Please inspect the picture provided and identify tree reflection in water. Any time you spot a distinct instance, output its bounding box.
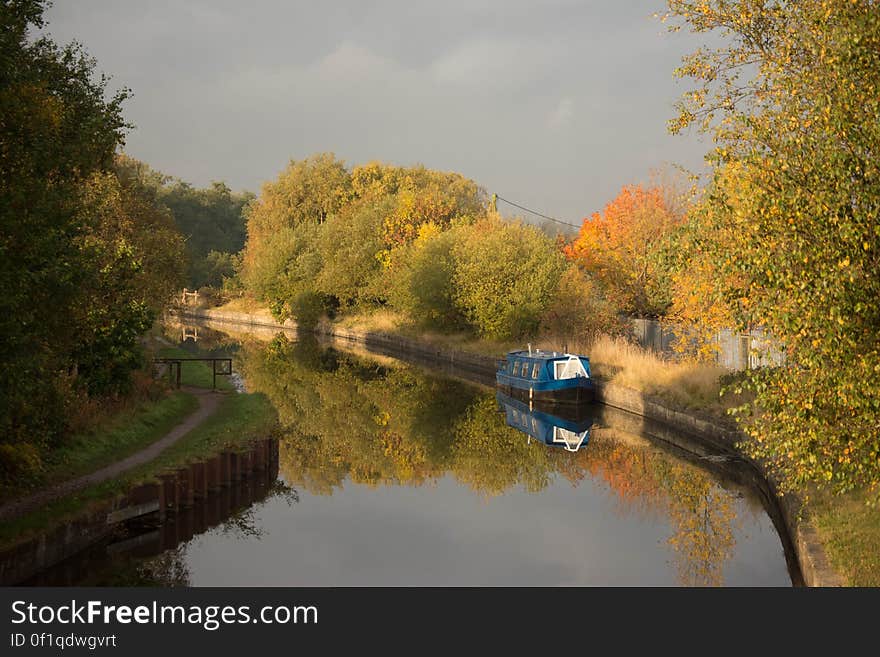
[241,334,741,586]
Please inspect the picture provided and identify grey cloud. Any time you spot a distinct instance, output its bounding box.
[44,0,709,222]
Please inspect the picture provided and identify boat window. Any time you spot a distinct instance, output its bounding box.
[531,363,540,379]
[521,362,529,377]
[553,356,588,380]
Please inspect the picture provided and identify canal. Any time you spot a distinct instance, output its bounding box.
[27,321,798,586]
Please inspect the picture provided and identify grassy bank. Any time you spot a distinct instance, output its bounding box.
[0,391,278,548]
[0,391,199,506]
[1,338,276,549]
[42,392,200,486]
[125,391,277,476]
[812,490,880,586]
[156,345,236,391]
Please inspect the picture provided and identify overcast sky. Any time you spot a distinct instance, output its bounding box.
[44,0,710,224]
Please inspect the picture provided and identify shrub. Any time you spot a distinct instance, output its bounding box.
[452,218,566,340]
[387,224,467,331]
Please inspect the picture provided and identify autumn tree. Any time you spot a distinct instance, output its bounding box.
[378,167,483,258]
[239,154,351,322]
[565,184,685,317]
[314,196,391,309]
[386,222,469,331]
[0,2,188,480]
[70,167,186,395]
[664,0,880,497]
[0,0,130,478]
[240,157,485,323]
[656,164,756,358]
[452,216,567,340]
[540,265,623,343]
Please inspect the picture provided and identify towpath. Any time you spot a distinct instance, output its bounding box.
[0,387,222,523]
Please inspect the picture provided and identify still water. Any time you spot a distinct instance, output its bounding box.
[31,322,797,586]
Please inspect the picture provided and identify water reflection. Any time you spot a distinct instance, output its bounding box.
[238,333,789,585]
[496,391,594,452]
[27,325,794,586]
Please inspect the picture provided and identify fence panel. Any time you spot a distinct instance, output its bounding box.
[629,318,784,370]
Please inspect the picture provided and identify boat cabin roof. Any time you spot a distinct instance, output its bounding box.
[506,350,585,362]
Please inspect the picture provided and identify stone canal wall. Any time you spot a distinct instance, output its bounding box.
[175,307,844,586]
[172,305,297,330]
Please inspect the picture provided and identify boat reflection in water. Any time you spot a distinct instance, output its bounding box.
[496,391,595,452]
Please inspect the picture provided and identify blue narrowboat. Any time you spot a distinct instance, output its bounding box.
[496,391,593,452]
[495,346,594,405]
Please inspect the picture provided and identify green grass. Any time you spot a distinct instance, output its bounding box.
[42,392,199,484]
[128,392,278,475]
[0,392,278,549]
[812,490,880,586]
[0,391,200,506]
[156,345,236,391]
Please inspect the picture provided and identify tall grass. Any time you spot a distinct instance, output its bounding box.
[333,308,408,333]
[543,334,728,411]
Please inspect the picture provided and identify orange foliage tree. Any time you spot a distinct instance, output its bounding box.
[564,185,685,316]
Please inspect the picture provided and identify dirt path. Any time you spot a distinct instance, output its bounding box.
[0,387,223,523]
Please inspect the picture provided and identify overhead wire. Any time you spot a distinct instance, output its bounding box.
[493,194,582,229]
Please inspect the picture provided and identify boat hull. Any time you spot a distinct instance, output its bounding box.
[495,390,596,429]
[495,376,594,405]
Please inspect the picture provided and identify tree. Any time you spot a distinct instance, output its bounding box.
[378,168,483,255]
[0,0,129,478]
[115,155,254,288]
[240,154,351,320]
[386,223,468,331]
[159,181,253,287]
[540,265,622,342]
[660,163,760,359]
[564,184,685,317]
[190,250,239,290]
[664,0,880,498]
[452,216,566,340]
[0,3,192,481]
[240,156,485,323]
[314,196,390,309]
[70,168,185,395]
